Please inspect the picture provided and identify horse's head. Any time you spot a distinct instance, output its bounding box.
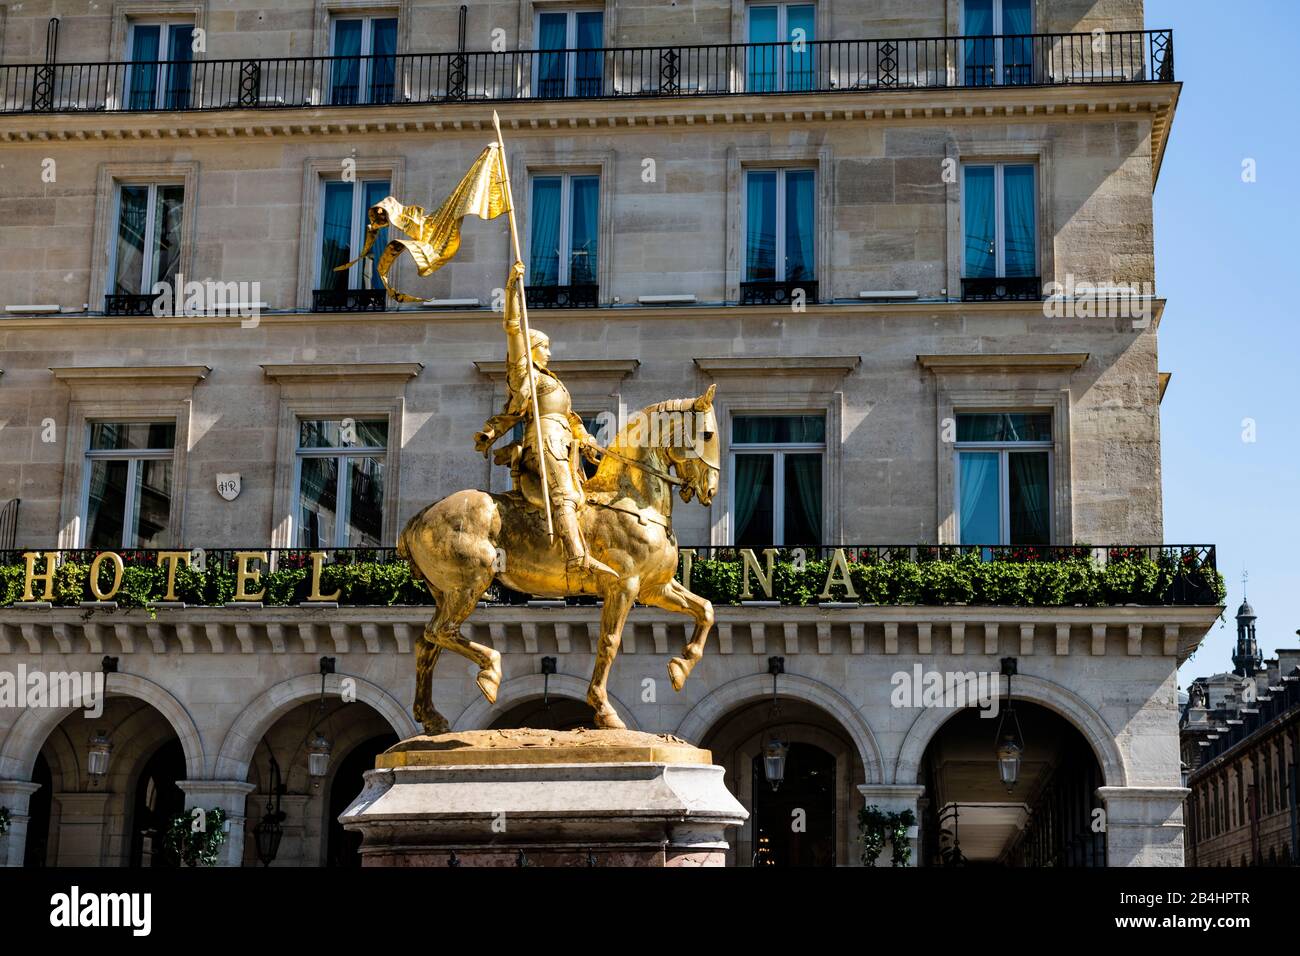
[666,384,719,506]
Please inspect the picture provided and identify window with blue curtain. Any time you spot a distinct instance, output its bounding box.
[536,10,603,99]
[747,4,815,92]
[963,163,1036,279]
[127,25,161,110]
[529,176,563,285]
[746,168,815,283]
[529,174,598,287]
[955,412,1052,546]
[163,25,193,110]
[331,19,363,104]
[731,414,825,546]
[318,179,389,290]
[369,18,398,104]
[963,0,1032,87]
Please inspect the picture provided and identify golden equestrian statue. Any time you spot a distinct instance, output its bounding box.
[346,115,722,733]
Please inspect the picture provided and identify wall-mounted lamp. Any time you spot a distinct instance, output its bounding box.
[762,657,789,791]
[86,729,113,781]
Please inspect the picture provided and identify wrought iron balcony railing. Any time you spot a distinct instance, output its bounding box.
[311,288,386,313]
[526,284,599,309]
[740,279,818,306]
[0,30,1173,116]
[0,543,1220,608]
[103,292,165,315]
[961,276,1043,302]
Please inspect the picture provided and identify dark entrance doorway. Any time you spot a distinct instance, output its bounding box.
[326,732,399,867]
[23,753,53,867]
[129,739,186,867]
[750,742,835,866]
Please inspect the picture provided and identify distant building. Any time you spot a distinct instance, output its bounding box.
[1181,601,1300,866]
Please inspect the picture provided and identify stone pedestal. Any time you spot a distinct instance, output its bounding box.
[340,729,748,867]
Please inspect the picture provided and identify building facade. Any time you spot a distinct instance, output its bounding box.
[1181,601,1300,867]
[0,0,1219,867]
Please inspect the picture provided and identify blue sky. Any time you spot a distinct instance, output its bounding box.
[1146,2,1300,683]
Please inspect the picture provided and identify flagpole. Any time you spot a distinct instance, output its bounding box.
[491,110,554,540]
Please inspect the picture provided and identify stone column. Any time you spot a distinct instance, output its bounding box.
[52,792,112,865]
[1098,786,1189,866]
[0,781,42,867]
[177,780,257,867]
[857,784,925,867]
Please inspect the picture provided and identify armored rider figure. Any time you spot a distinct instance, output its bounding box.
[474,261,620,585]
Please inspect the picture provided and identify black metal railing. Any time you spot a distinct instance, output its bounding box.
[740,279,818,306]
[104,292,165,315]
[961,276,1043,302]
[311,288,386,313]
[0,30,1174,115]
[1,543,1219,607]
[526,284,599,309]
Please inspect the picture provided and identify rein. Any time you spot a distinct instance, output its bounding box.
[589,445,685,486]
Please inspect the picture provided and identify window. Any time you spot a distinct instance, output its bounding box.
[330,15,398,105]
[535,9,603,98]
[110,183,184,296]
[963,0,1033,86]
[731,414,824,547]
[954,412,1052,546]
[295,418,388,548]
[962,163,1037,278]
[747,3,815,92]
[82,422,176,548]
[529,174,599,287]
[126,22,193,110]
[745,168,815,284]
[318,178,390,291]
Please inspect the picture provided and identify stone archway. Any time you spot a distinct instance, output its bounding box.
[215,674,416,782]
[453,674,641,732]
[673,672,885,784]
[0,673,205,782]
[892,673,1127,788]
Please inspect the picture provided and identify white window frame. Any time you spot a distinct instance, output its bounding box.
[328,14,398,104]
[532,7,604,97]
[742,167,816,283]
[960,162,1036,279]
[124,21,194,110]
[292,417,390,549]
[960,0,1033,86]
[745,2,816,92]
[107,182,184,296]
[953,412,1054,546]
[728,412,826,546]
[79,420,177,549]
[316,177,390,290]
[528,172,599,286]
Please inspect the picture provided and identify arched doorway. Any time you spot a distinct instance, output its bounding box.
[23,754,52,867]
[490,696,595,730]
[700,698,864,866]
[129,739,186,867]
[325,732,399,867]
[918,701,1106,867]
[750,742,836,866]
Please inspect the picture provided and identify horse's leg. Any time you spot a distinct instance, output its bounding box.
[587,578,639,730]
[426,577,502,705]
[413,638,448,735]
[640,578,715,692]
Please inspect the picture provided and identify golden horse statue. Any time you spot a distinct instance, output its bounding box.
[398,386,721,733]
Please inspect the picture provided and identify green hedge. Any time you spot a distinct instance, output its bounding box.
[0,552,1225,610]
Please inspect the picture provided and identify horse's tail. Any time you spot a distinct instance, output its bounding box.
[396,515,424,585]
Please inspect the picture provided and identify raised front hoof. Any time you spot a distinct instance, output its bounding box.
[475,652,502,704]
[591,707,627,730]
[667,657,694,692]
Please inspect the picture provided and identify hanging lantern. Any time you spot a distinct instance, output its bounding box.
[996,732,1023,790]
[87,730,113,779]
[307,732,332,779]
[762,736,789,791]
